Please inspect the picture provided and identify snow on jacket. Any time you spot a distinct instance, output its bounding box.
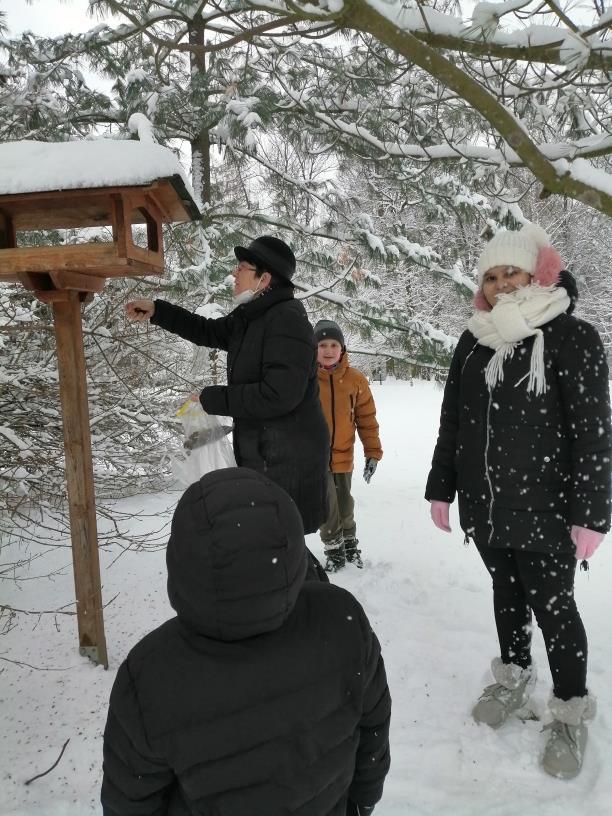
[151,288,329,534]
[425,313,611,553]
[318,353,383,473]
[101,468,391,816]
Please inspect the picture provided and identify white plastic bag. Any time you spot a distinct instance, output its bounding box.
[171,399,235,487]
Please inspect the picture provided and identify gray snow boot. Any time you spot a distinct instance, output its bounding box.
[541,693,596,779]
[344,537,363,568]
[472,658,536,729]
[324,537,346,573]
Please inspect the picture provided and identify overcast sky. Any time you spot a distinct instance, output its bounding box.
[3,0,599,38]
[4,0,102,37]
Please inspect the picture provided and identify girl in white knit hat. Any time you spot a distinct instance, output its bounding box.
[425,222,611,779]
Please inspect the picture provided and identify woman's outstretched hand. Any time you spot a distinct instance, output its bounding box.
[126,299,155,322]
[430,500,451,533]
[570,525,605,560]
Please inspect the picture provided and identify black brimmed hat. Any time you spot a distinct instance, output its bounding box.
[234,235,296,283]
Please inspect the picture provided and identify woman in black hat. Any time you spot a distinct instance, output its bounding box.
[126,236,330,570]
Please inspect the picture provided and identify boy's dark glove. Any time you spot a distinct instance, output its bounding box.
[363,458,378,484]
[346,803,375,816]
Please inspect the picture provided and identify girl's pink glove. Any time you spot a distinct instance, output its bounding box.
[571,525,605,560]
[430,500,451,533]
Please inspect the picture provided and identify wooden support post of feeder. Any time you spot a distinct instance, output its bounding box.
[0,139,200,667]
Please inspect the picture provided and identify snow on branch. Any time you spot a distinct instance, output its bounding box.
[320,0,612,217]
[555,158,612,199]
[353,0,612,70]
[293,277,458,349]
[295,101,612,168]
[127,112,157,143]
[347,344,451,369]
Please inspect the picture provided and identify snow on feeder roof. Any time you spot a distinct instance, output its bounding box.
[0,138,200,229]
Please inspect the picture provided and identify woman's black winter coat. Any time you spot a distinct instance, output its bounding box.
[426,313,611,553]
[101,469,391,816]
[152,288,329,534]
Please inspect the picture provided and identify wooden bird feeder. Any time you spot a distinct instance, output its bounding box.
[0,139,200,668]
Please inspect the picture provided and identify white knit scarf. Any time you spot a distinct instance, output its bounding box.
[467,284,570,395]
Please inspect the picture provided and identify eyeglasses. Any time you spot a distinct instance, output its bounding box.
[235,261,257,273]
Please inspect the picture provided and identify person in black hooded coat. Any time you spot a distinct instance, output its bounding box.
[125,235,329,543]
[425,223,611,780]
[101,468,391,816]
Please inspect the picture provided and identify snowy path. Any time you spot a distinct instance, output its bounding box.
[1,379,610,815]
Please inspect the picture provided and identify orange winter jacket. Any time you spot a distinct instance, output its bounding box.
[317,353,383,473]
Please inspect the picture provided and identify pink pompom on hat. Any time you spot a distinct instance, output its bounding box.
[473,223,565,311]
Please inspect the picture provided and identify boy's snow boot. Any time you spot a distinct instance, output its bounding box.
[324,537,346,572]
[472,658,536,729]
[344,537,363,568]
[541,693,596,779]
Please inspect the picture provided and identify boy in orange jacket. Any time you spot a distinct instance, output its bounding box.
[314,319,383,572]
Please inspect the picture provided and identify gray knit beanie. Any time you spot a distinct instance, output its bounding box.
[313,319,345,348]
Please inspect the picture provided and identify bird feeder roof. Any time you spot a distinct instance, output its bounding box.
[0,139,200,228]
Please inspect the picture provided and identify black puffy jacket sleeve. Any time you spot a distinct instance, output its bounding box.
[151,299,234,351]
[557,319,611,532]
[425,331,475,503]
[348,607,391,810]
[101,660,174,816]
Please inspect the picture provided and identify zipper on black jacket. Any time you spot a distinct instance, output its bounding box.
[461,341,479,375]
[228,313,248,382]
[484,388,495,545]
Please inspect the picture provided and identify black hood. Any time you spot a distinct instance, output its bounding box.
[166,467,308,641]
[558,269,579,315]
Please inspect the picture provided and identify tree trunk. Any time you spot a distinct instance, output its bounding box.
[189,14,211,208]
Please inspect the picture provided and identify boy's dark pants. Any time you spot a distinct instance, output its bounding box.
[320,471,356,544]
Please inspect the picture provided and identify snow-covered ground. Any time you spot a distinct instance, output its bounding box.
[1,379,611,815]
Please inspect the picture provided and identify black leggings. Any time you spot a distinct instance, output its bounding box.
[477,546,587,700]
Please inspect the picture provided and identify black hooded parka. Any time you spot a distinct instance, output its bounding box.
[426,312,611,553]
[151,288,329,535]
[101,469,391,816]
